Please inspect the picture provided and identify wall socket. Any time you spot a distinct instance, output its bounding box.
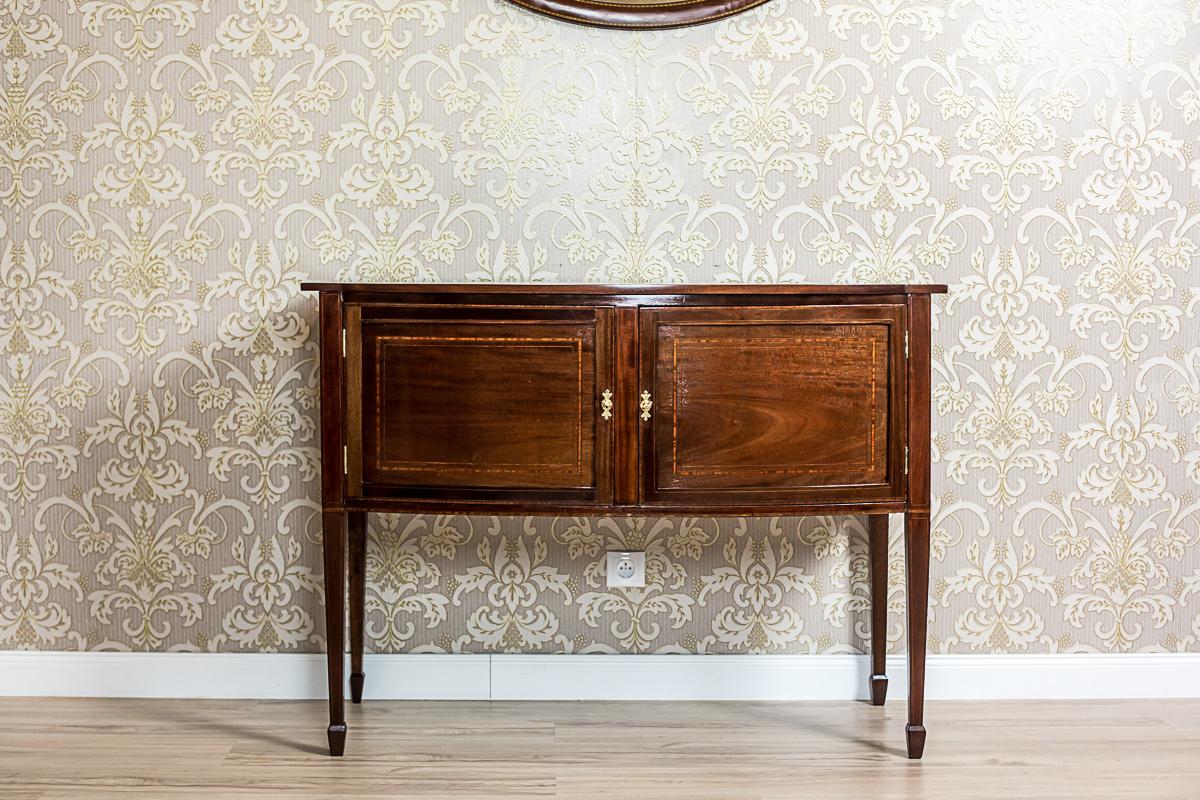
[606,551,646,588]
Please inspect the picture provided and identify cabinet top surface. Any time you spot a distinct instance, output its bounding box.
[300,282,948,295]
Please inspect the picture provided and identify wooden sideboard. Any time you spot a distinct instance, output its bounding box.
[302,282,946,759]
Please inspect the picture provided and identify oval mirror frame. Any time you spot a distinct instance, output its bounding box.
[505,0,773,29]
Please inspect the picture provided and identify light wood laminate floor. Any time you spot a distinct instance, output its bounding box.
[0,697,1196,799]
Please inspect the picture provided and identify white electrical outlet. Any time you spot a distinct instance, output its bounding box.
[606,551,646,588]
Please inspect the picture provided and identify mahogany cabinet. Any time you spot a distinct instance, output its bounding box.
[302,282,946,760]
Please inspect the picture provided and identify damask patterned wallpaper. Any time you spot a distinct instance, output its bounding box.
[2,0,1199,656]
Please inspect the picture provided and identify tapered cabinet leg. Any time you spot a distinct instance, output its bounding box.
[867,514,889,707]
[323,508,347,757]
[904,510,930,759]
[348,511,367,704]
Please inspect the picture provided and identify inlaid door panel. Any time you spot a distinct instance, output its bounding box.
[638,305,906,505]
[348,305,614,502]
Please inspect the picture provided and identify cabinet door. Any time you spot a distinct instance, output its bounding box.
[638,305,905,505]
[348,305,614,503]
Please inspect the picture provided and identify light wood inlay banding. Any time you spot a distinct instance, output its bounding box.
[372,335,586,476]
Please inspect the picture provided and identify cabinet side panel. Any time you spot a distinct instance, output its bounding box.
[318,291,345,509]
[906,293,932,511]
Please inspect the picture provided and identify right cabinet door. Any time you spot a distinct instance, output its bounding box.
[638,304,907,506]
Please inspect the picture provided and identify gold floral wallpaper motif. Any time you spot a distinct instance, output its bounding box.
[1,0,1199,656]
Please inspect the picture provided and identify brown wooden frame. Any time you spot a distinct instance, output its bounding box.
[303,282,945,760]
[503,0,774,29]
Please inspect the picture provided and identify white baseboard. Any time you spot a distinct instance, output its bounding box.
[1,652,1197,701]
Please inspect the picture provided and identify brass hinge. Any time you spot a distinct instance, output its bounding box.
[342,328,347,358]
[343,445,348,475]
[904,446,909,475]
[904,330,909,359]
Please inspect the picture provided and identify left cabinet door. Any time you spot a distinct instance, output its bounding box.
[346,304,614,504]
